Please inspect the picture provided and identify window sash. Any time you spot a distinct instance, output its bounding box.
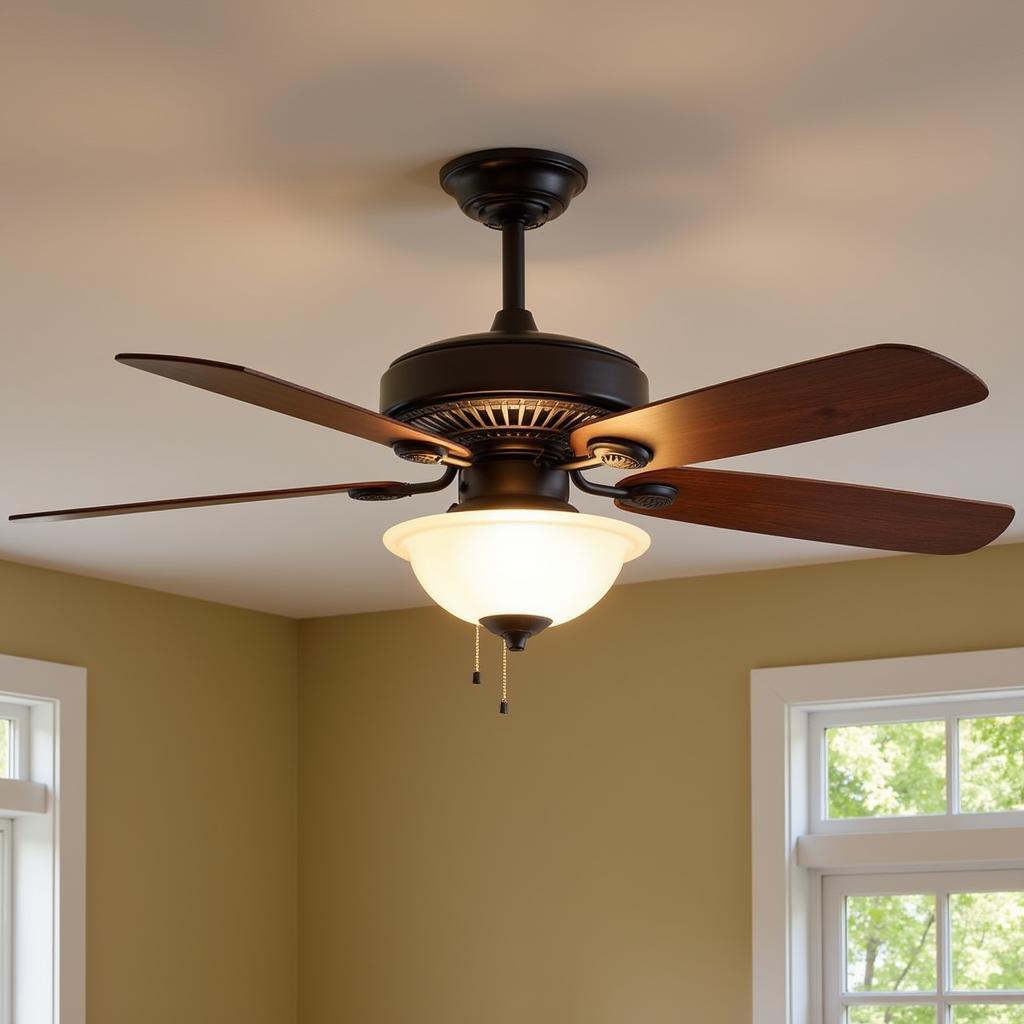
[822,870,1024,1023]
[0,706,30,783]
[809,696,1024,835]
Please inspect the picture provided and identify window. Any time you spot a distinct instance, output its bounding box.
[751,647,1024,1024]
[810,699,1024,834]
[823,871,1024,1021]
[0,654,86,1024]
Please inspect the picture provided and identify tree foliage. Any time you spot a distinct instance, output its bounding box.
[847,894,936,994]
[828,720,946,818]
[954,1006,1024,1023]
[845,890,1024,1021]
[951,891,1024,990]
[833,716,1024,1021]
[848,1007,934,1023]
[959,715,1024,813]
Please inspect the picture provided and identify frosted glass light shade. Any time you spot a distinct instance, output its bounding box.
[383,509,650,626]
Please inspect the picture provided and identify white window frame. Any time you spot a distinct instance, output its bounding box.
[809,695,1024,835]
[751,647,1024,1024]
[0,653,86,1024]
[822,868,1024,1020]
[0,820,11,1024]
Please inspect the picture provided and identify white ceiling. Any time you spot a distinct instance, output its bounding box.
[2,1,1021,618]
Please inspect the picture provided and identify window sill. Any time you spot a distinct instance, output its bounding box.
[0,779,46,817]
[798,826,1024,870]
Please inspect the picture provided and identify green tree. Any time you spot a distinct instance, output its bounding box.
[959,715,1024,813]
[846,891,1024,1022]
[833,717,1024,1021]
[828,720,946,818]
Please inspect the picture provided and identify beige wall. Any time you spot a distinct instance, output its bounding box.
[0,559,297,1024]
[2,544,1021,1023]
[298,543,1024,1024]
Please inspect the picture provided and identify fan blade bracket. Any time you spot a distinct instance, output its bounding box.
[555,437,652,471]
[392,441,473,469]
[347,487,411,502]
[349,465,458,501]
[618,482,679,511]
[568,468,677,509]
[586,438,652,471]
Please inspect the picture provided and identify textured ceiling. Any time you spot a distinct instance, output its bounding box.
[2,1,1021,617]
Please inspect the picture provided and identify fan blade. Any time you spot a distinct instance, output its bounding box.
[10,480,403,523]
[616,467,1014,554]
[572,345,987,469]
[116,354,471,458]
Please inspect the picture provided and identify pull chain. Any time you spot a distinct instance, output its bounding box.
[499,641,509,715]
[472,623,481,685]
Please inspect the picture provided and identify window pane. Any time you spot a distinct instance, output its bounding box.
[0,719,9,778]
[950,891,1024,991]
[848,1008,935,1024]
[827,720,946,818]
[959,715,1024,813]
[953,1008,1024,1024]
[846,894,937,993]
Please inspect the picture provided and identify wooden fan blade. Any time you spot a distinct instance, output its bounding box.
[571,345,987,470]
[616,467,1014,554]
[116,354,471,458]
[10,480,403,523]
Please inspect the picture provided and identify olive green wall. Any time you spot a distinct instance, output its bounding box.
[297,543,1024,1024]
[0,559,298,1024]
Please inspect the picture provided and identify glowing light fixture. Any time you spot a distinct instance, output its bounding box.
[383,508,649,643]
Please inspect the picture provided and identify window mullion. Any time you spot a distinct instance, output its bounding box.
[937,885,949,1022]
[946,713,958,818]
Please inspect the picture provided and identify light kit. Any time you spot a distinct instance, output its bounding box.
[383,507,650,645]
[13,148,1015,713]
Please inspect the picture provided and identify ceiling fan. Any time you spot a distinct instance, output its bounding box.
[13,148,1014,657]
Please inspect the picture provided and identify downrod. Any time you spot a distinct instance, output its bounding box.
[502,220,526,311]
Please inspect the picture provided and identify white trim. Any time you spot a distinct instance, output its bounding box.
[751,669,797,1024]
[751,646,1024,1024]
[0,653,86,1024]
[0,782,46,818]
[755,647,1024,705]
[798,826,1024,871]
[0,819,11,1024]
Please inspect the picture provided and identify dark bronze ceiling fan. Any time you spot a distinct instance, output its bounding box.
[13,148,1013,562]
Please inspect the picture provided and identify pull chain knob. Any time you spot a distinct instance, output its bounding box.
[472,623,481,685]
[499,641,509,715]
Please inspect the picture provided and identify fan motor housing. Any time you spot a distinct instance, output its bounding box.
[380,331,649,461]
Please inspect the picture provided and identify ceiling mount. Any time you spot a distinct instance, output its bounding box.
[439,148,588,230]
